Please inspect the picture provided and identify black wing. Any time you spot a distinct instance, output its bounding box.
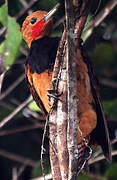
[81,46,112,162]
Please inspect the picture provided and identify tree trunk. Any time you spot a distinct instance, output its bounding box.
[49,1,91,179]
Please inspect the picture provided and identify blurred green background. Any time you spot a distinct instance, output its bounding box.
[0,0,117,179]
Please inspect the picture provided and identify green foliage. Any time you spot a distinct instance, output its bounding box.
[78,173,91,180]
[93,43,116,67]
[0,0,117,179]
[28,100,42,113]
[0,3,22,67]
[0,3,8,26]
[31,161,42,178]
[5,16,22,66]
[82,14,92,39]
[52,29,62,37]
[105,163,117,180]
[103,99,117,118]
[0,41,5,55]
[32,160,51,178]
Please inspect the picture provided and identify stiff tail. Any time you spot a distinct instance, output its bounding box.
[78,136,92,174]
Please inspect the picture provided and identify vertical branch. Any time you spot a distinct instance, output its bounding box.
[74,0,91,45]
[49,31,68,180]
[55,37,69,180]
[49,110,61,180]
[65,0,79,179]
[49,1,91,179]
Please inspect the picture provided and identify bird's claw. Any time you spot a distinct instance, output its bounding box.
[52,78,57,89]
[47,89,62,101]
[47,89,63,109]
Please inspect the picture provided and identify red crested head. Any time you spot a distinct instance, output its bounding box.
[22,4,60,48]
[22,11,53,48]
[32,19,45,40]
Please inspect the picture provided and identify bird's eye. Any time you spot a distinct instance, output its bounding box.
[30,17,37,24]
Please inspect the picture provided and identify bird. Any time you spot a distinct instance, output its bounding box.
[21,4,111,171]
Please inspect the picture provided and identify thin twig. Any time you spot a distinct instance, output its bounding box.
[19,0,29,8]
[111,138,117,145]
[22,107,44,120]
[12,167,17,180]
[0,123,45,136]
[99,78,117,88]
[92,138,117,159]
[53,16,65,29]
[16,0,38,20]
[31,173,52,180]
[89,150,117,165]
[16,164,27,180]
[0,96,32,128]
[0,100,14,110]
[10,98,44,120]
[84,0,117,41]
[0,71,7,93]
[40,116,49,180]
[19,0,33,15]
[0,27,6,37]
[92,0,117,28]
[0,149,37,167]
[0,74,25,100]
[74,0,90,44]
[32,147,117,180]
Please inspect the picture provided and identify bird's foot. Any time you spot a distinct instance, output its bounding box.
[47,89,63,109]
[47,89,62,101]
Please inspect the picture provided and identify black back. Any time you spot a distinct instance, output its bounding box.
[26,36,60,74]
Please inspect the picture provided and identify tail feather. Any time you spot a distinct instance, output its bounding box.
[78,136,92,174]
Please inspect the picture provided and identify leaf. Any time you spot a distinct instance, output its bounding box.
[105,163,117,180]
[52,29,62,37]
[4,16,22,66]
[28,100,42,113]
[79,173,92,180]
[32,160,50,178]
[82,14,92,39]
[0,41,5,56]
[93,43,116,66]
[103,99,117,118]
[0,4,8,26]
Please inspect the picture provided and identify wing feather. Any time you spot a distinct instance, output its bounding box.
[81,46,112,162]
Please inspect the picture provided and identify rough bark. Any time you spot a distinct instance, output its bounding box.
[74,0,91,44]
[49,110,61,180]
[65,0,79,179]
[49,1,91,179]
[49,31,68,180]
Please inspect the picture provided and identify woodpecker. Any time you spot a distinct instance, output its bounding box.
[22,4,111,169]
